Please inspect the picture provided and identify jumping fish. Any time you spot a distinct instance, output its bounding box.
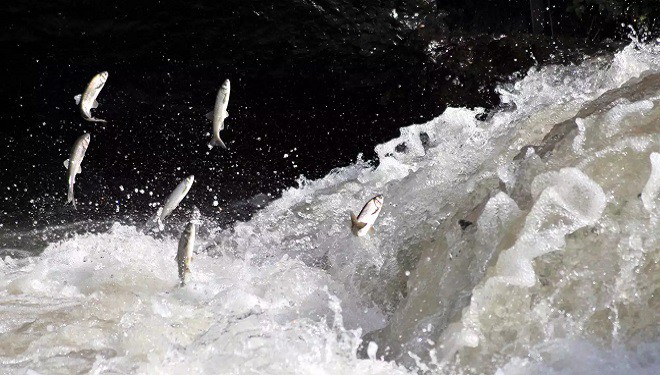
[74,71,108,123]
[147,175,195,228]
[176,221,196,286]
[206,79,230,149]
[350,195,384,236]
[64,133,91,208]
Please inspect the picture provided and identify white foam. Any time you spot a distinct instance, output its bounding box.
[641,152,660,218]
[0,225,408,374]
[495,168,606,287]
[496,339,660,375]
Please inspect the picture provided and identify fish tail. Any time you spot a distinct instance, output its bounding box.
[67,184,76,208]
[179,269,190,287]
[208,136,227,149]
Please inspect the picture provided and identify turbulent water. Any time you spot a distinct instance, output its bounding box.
[1,41,659,374]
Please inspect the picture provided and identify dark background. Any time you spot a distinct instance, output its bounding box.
[0,0,656,230]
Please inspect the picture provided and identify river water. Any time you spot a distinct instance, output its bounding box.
[1,39,658,374]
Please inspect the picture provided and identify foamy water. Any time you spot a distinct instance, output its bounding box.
[1,41,659,374]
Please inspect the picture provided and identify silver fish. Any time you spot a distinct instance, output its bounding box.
[64,133,91,208]
[350,195,384,236]
[176,221,196,286]
[206,79,230,149]
[74,71,108,123]
[148,175,195,227]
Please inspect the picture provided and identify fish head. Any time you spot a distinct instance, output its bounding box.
[81,133,91,147]
[373,194,384,208]
[185,175,195,187]
[98,71,109,82]
[222,79,230,90]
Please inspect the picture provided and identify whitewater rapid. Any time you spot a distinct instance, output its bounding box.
[1,41,659,374]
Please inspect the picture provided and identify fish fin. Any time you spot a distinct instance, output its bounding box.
[220,120,226,131]
[64,159,70,169]
[86,117,107,124]
[224,110,229,118]
[206,111,214,120]
[369,227,376,234]
[92,100,99,109]
[350,213,368,229]
[76,164,82,175]
[353,221,368,230]
[208,137,227,150]
[74,94,81,105]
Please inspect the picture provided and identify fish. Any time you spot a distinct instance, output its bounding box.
[74,71,108,123]
[350,195,384,236]
[147,175,195,228]
[206,79,230,149]
[64,133,91,208]
[176,221,196,286]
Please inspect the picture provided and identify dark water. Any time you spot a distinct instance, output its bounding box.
[0,1,637,233]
